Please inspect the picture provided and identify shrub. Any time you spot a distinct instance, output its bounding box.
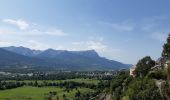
[148,70,167,80]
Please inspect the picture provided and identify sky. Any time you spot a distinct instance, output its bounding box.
[0,0,170,64]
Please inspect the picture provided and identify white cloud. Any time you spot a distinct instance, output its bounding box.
[71,39,122,60]
[0,40,12,47]
[0,40,50,50]
[29,29,67,36]
[0,40,63,51]
[2,19,29,30]
[71,37,115,58]
[0,19,68,36]
[86,41,107,51]
[71,41,107,51]
[99,37,103,41]
[24,40,50,50]
[22,40,66,50]
[72,41,84,46]
[72,37,107,51]
[0,28,68,36]
[0,29,11,35]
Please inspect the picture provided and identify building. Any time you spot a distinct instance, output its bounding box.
[130,65,136,77]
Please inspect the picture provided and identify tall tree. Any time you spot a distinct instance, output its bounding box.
[135,56,155,77]
[162,33,170,80]
[162,34,170,58]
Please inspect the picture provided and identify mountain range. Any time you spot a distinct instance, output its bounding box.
[0,46,131,71]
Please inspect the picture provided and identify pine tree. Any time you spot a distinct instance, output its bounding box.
[162,33,170,81]
[162,34,170,58]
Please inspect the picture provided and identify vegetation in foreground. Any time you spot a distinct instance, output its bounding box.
[109,34,170,100]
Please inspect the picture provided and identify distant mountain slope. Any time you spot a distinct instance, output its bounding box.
[3,46,42,57]
[1,46,131,70]
[0,48,50,68]
[35,49,130,70]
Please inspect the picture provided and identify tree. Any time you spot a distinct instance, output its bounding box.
[63,94,66,100]
[161,33,170,80]
[161,81,170,100]
[34,80,38,87]
[56,96,59,100]
[162,34,170,58]
[135,56,155,77]
[124,78,163,100]
[110,71,129,92]
[167,65,170,81]
[75,90,81,98]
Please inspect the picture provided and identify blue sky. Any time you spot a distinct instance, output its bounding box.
[0,0,170,64]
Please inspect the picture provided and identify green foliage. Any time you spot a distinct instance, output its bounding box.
[161,81,170,100]
[135,56,155,77]
[0,86,95,100]
[110,71,129,92]
[109,34,170,100]
[110,71,131,100]
[148,69,167,80]
[123,77,163,100]
[162,33,170,58]
[167,65,170,81]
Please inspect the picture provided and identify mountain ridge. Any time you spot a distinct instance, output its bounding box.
[1,46,131,70]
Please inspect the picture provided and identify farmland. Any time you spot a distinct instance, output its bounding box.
[0,71,114,100]
[0,86,94,100]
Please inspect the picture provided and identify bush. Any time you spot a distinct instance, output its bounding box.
[123,77,163,100]
[148,70,167,80]
[135,56,155,77]
[161,81,170,99]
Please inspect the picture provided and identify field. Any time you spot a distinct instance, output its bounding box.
[0,78,99,100]
[0,86,94,100]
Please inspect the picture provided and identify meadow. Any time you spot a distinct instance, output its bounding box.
[0,78,99,100]
[0,86,94,100]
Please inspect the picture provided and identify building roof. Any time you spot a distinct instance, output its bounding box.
[156,57,163,63]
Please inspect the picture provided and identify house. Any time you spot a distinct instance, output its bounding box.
[130,65,136,77]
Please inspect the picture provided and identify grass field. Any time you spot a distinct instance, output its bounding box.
[0,86,94,100]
